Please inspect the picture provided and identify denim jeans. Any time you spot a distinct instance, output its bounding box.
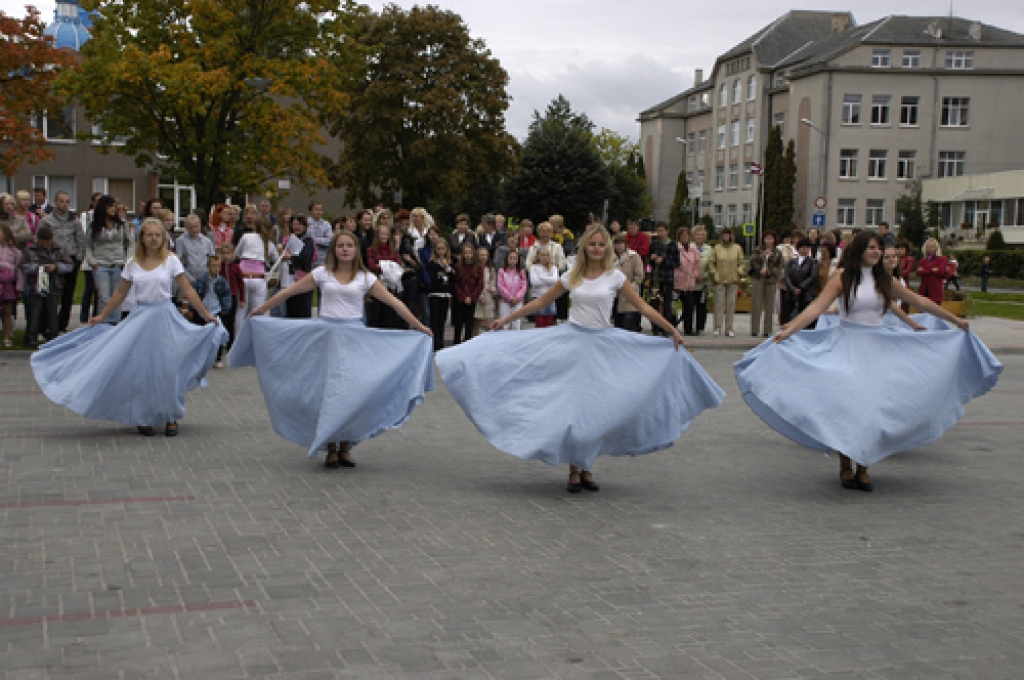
[93,265,123,324]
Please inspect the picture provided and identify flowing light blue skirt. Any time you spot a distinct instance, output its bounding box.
[815,311,951,331]
[435,323,726,469]
[227,316,435,458]
[734,321,1002,466]
[31,301,228,426]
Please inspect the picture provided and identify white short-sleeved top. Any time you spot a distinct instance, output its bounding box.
[312,266,377,319]
[560,269,626,329]
[121,255,184,303]
[839,267,885,326]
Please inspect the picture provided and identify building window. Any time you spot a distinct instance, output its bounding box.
[727,204,737,227]
[33,175,77,207]
[745,117,755,143]
[899,96,919,126]
[865,199,885,225]
[837,199,856,226]
[743,163,753,187]
[698,130,707,154]
[688,95,697,111]
[91,124,128,146]
[719,83,728,107]
[896,150,916,180]
[717,125,726,149]
[867,150,888,179]
[686,132,695,155]
[839,149,858,179]
[937,151,966,177]
[686,171,694,185]
[870,95,891,125]
[730,121,740,146]
[902,50,921,68]
[92,177,135,210]
[772,112,785,137]
[714,204,723,226]
[741,203,752,224]
[33,106,75,141]
[696,169,705,190]
[701,92,710,108]
[872,49,891,67]
[941,97,970,126]
[715,166,724,190]
[747,74,757,100]
[842,95,861,124]
[774,72,786,88]
[728,164,739,189]
[733,79,742,103]
[945,50,974,69]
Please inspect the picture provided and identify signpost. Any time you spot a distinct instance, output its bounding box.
[814,196,827,210]
[751,162,765,243]
[812,212,826,227]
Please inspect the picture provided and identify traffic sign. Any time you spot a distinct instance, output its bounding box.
[813,196,827,210]
[742,222,756,237]
[750,162,763,175]
[812,212,826,227]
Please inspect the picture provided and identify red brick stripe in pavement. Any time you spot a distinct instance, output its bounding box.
[0,495,195,509]
[0,600,257,628]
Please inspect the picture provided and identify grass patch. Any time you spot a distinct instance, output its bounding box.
[970,292,1024,303]
[0,329,31,351]
[974,301,1024,321]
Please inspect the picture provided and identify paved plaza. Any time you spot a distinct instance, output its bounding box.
[0,342,1022,679]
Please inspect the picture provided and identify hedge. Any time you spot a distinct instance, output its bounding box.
[951,250,1024,278]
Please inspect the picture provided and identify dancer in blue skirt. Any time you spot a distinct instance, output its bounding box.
[437,224,725,493]
[32,218,226,436]
[735,231,1001,491]
[231,229,433,469]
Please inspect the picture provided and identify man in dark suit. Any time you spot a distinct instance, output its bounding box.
[785,238,818,327]
[478,213,506,265]
[448,213,478,264]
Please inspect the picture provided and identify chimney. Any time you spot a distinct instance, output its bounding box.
[695,68,703,85]
[831,13,850,34]
[969,22,982,41]
[927,21,944,39]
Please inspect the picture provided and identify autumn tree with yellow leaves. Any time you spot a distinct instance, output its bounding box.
[0,7,77,176]
[62,0,365,211]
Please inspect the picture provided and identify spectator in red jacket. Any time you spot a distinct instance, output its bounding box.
[916,237,947,304]
[625,219,650,263]
[452,243,484,344]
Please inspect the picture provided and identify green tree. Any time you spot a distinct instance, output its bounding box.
[986,228,1008,251]
[0,7,77,175]
[896,181,928,247]
[667,169,691,230]
[330,4,518,211]
[506,96,608,230]
[63,0,363,211]
[760,126,796,232]
[590,129,650,224]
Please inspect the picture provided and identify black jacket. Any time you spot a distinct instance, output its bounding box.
[649,239,680,285]
[785,256,818,304]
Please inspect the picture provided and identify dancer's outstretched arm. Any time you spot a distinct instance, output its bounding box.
[892,280,968,330]
[251,275,315,316]
[774,275,842,342]
[619,282,685,349]
[490,282,565,330]
[369,281,431,336]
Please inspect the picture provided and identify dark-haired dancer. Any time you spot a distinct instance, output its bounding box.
[735,231,1000,491]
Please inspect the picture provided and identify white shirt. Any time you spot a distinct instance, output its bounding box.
[529,264,558,300]
[312,266,376,319]
[122,255,184,304]
[560,269,626,329]
[840,267,885,326]
[235,232,279,262]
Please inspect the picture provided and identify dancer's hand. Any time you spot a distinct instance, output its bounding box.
[248,305,265,318]
[416,322,432,337]
[490,318,506,331]
[206,316,221,326]
[671,328,685,350]
[911,322,927,332]
[955,318,969,331]
[773,326,794,344]
[87,315,104,327]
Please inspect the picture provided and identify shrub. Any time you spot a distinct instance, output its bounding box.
[952,249,1024,279]
[986,229,1008,251]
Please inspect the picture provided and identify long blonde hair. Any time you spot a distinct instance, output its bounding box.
[134,217,170,263]
[565,224,613,290]
[324,229,369,274]
[922,237,942,256]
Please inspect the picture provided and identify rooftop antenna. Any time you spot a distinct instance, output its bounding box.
[948,0,954,34]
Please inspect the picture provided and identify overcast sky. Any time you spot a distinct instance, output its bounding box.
[7,0,1024,144]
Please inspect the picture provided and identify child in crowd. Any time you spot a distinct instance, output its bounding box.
[190,254,233,366]
[21,225,73,348]
[496,248,527,330]
[217,243,244,345]
[473,247,496,337]
[426,240,454,351]
[0,223,23,347]
[452,243,483,344]
[528,247,558,328]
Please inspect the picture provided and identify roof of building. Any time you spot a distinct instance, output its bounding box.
[720,10,854,68]
[43,1,91,51]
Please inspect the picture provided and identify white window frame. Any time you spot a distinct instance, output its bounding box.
[896,150,916,180]
[870,95,891,126]
[743,163,753,188]
[713,204,723,227]
[686,132,695,156]
[730,121,740,147]
[91,123,128,147]
[902,50,921,68]
[718,84,728,107]
[727,204,737,227]
[715,166,724,191]
[945,51,974,69]
[717,125,726,149]
[698,130,707,154]
[745,117,755,143]
[839,149,858,179]
[732,79,742,104]
[937,151,966,178]
[741,203,752,224]
[867,150,888,180]
[899,96,919,127]
[772,112,785,137]
[837,199,856,226]
[871,49,891,67]
[842,95,861,125]
[940,97,970,127]
[747,74,757,100]
[33,107,76,143]
[865,199,885,226]
[728,164,738,189]
[33,175,77,208]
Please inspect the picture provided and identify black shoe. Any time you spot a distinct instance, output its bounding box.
[164,422,178,437]
[338,457,356,468]
[580,471,600,492]
[137,426,155,436]
[840,471,858,490]
[325,444,341,469]
[855,472,874,492]
[567,471,582,494]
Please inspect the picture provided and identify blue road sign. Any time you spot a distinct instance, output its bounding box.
[812,212,826,227]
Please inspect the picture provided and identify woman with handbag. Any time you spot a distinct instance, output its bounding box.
[747,230,784,337]
[283,214,315,318]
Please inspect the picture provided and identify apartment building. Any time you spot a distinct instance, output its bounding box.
[639,12,1024,237]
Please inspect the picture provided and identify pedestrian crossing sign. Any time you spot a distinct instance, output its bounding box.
[742,223,756,237]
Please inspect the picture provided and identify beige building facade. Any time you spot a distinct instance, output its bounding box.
[639,12,1024,238]
[922,169,1024,245]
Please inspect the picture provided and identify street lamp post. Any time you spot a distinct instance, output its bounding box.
[800,118,827,228]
